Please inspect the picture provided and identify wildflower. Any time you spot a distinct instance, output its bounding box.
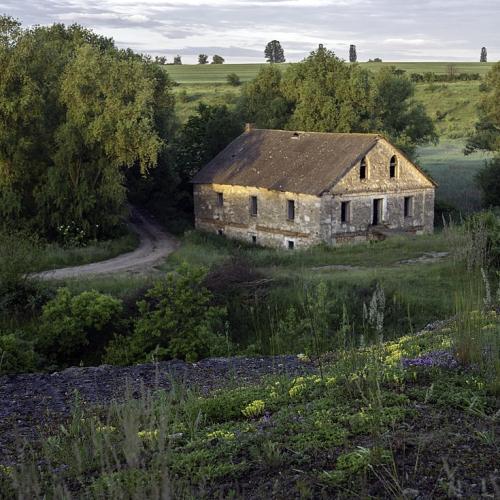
[297,353,310,363]
[0,465,13,476]
[138,430,159,441]
[206,430,235,441]
[95,425,116,434]
[289,383,306,398]
[242,400,265,418]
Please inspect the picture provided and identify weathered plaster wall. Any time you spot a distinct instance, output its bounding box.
[320,139,435,244]
[193,183,322,249]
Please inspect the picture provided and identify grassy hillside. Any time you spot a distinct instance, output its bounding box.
[165,62,494,84]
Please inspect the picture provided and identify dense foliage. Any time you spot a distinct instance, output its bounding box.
[264,40,285,63]
[0,17,176,241]
[240,45,437,156]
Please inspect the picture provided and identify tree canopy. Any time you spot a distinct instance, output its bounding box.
[264,40,285,63]
[0,17,176,240]
[240,45,437,156]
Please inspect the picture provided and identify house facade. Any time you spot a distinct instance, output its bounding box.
[192,128,436,249]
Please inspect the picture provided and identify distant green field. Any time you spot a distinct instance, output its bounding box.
[165,61,494,84]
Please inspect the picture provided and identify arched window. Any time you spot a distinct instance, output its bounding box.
[360,157,367,179]
[390,155,398,178]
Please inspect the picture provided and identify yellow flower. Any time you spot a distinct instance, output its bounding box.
[0,465,13,476]
[289,383,306,398]
[206,430,235,441]
[138,430,159,441]
[242,400,265,418]
[95,425,116,434]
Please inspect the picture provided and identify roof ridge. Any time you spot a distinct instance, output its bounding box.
[250,128,380,137]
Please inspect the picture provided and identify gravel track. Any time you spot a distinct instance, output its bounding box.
[36,208,179,280]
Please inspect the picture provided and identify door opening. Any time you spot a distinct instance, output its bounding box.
[372,199,383,225]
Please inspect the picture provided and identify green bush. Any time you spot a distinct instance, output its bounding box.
[0,333,37,374]
[226,72,241,86]
[105,264,228,364]
[38,288,123,367]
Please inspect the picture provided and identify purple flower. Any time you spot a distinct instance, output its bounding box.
[401,350,459,369]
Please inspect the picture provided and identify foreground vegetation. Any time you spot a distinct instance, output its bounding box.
[2,304,498,498]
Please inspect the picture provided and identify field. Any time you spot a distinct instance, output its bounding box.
[165,62,495,84]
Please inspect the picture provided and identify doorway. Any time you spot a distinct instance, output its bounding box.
[372,199,383,225]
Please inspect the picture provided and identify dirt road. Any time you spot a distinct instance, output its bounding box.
[36,209,179,280]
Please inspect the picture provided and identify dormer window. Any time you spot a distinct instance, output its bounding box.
[360,157,367,179]
[390,155,398,178]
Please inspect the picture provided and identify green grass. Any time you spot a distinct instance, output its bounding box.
[165,62,495,84]
[417,139,491,212]
[32,231,140,273]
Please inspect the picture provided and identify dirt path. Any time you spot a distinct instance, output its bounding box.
[36,209,179,280]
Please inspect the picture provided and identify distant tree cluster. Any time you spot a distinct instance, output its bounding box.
[198,54,225,64]
[410,71,481,83]
[265,40,285,63]
[240,44,437,156]
[368,57,383,62]
[173,55,182,64]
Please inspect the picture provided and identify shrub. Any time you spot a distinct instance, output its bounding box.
[0,231,47,322]
[0,333,37,375]
[110,264,228,363]
[38,288,123,367]
[226,73,241,86]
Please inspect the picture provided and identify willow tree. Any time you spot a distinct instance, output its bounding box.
[0,18,176,240]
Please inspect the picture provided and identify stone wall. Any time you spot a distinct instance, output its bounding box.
[193,183,322,249]
[320,139,435,244]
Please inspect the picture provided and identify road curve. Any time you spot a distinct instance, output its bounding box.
[36,209,179,280]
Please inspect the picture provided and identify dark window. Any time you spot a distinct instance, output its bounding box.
[360,157,367,179]
[288,240,295,250]
[390,155,397,178]
[373,198,383,225]
[287,200,295,220]
[217,192,223,207]
[252,235,257,244]
[217,229,224,236]
[404,196,413,217]
[341,201,350,223]
[250,196,258,216]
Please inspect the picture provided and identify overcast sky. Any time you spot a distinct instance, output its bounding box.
[1,0,498,63]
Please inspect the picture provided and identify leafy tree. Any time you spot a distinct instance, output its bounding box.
[349,44,357,63]
[241,46,436,155]
[476,158,500,207]
[0,19,176,240]
[239,65,291,129]
[226,72,241,86]
[212,54,224,64]
[155,55,167,65]
[480,47,487,63]
[265,40,285,63]
[173,54,182,64]
[175,103,243,181]
[198,53,208,64]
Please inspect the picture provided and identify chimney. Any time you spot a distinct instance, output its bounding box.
[245,123,255,133]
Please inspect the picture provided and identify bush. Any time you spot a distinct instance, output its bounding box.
[0,333,37,375]
[226,73,241,86]
[38,288,123,367]
[106,264,228,364]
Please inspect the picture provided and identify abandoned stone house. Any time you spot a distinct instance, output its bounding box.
[192,127,436,249]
